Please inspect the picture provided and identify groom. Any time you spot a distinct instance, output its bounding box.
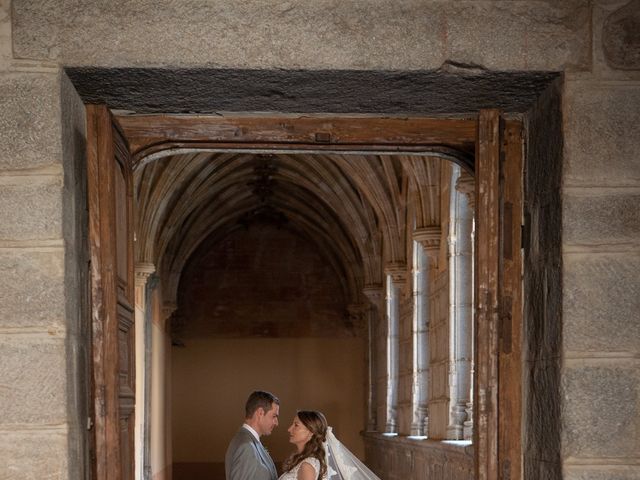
[225,390,280,480]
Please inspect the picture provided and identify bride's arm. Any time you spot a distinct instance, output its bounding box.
[296,462,317,480]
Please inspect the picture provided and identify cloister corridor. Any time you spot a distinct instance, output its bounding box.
[130,147,478,480]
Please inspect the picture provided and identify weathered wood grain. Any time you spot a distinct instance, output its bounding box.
[87,105,136,480]
[499,120,524,480]
[475,109,501,480]
[115,115,476,169]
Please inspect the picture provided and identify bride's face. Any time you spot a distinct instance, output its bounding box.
[287,416,313,450]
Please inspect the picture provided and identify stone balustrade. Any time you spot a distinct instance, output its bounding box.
[363,433,473,480]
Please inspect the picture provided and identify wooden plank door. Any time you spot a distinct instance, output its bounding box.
[475,110,523,480]
[87,104,136,480]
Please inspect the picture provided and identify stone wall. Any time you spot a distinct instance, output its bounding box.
[560,2,640,474]
[176,224,350,339]
[364,433,473,480]
[2,0,639,479]
[0,2,88,478]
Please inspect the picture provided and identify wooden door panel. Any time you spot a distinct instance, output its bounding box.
[120,417,134,480]
[498,121,524,480]
[475,109,501,480]
[475,110,524,480]
[114,162,128,286]
[87,104,135,480]
[117,304,135,392]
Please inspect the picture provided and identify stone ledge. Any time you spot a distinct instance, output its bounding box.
[362,431,474,456]
[364,432,473,480]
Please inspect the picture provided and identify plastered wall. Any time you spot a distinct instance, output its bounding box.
[172,224,364,479]
[171,337,365,480]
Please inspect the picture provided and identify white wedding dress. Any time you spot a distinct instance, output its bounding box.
[278,428,380,480]
[278,456,323,480]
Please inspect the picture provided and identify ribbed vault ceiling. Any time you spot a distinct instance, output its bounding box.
[135,152,443,306]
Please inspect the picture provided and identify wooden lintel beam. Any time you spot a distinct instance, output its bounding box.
[115,114,477,167]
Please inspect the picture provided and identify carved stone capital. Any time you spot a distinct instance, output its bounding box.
[362,284,384,308]
[413,225,442,253]
[413,227,441,263]
[346,303,367,331]
[135,262,156,287]
[455,171,475,211]
[384,262,407,285]
[162,302,177,322]
[347,303,366,320]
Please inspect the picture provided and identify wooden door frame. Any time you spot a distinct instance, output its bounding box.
[95,111,522,479]
[87,106,137,480]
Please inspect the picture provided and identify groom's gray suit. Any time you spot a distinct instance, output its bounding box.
[225,427,278,480]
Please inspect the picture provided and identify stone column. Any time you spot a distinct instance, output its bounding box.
[134,263,156,480]
[456,171,475,441]
[413,227,441,437]
[363,285,384,432]
[383,263,407,434]
[446,170,475,440]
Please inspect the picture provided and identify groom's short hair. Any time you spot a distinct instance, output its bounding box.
[245,390,279,418]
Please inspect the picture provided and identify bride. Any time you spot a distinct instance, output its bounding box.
[278,410,380,480]
[279,410,328,480]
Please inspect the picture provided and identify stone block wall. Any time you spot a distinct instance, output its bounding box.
[1,0,639,479]
[0,3,89,476]
[560,2,640,478]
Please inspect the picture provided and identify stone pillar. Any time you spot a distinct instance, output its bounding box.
[456,171,476,441]
[134,263,155,480]
[446,170,475,440]
[383,263,407,434]
[413,227,441,437]
[363,285,384,432]
[0,64,88,479]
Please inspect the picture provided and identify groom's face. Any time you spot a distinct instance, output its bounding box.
[258,402,280,436]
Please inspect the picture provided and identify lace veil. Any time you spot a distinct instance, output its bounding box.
[323,427,381,480]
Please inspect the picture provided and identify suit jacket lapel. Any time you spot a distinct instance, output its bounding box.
[254,438,276,478]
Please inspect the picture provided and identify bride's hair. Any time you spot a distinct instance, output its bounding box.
[283,410,328,480]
